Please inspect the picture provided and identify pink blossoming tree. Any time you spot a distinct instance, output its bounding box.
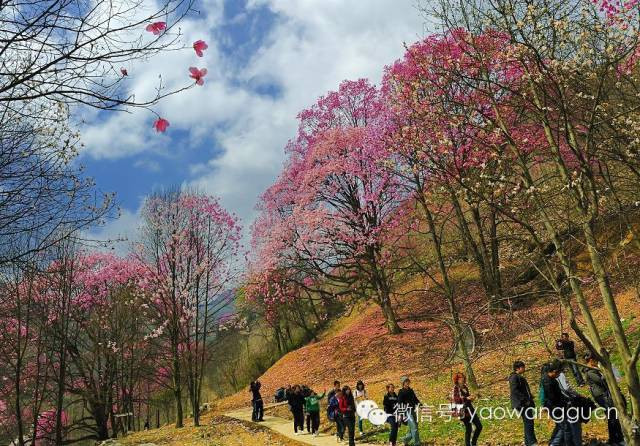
[138,189,241,427]
[251,80,407,334]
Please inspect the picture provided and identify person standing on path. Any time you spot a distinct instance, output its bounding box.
[289,385,306,435]
[302,385,313,433]
[555,362,588,446]
[509,361,537,446]
[250,381,264,422]
[354,380,368,436]
[555,333,585,386]
[583,354,625,446]
[383,383,399,446]
[339,385,357,446]
[397,377,421,446]
[451,372,482,446]
[304,390,326,436]
[328,381,343,440]
[452,372,483,446]
[329,388,345,442]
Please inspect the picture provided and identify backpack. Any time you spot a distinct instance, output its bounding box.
[538,382,547,408]
[274,387,286,402]
[539,362,550,408]
[327,396,339,422]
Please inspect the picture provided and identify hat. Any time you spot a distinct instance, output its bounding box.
[400,376,409,384]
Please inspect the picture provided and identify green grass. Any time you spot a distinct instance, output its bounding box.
[363,373,610,445]
[598,314,639,378]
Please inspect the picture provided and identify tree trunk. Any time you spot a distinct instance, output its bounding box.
[419,192,478,388]
[451,316,478,390]
[446,185,504,310]
[173,354,184,428]
[93,405,110,440]
[379,291,402,334]
[192,393,200,427]
[581,222,640,443]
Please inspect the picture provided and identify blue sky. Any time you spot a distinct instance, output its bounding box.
[81,0,425,248]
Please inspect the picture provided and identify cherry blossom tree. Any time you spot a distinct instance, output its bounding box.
[56,253,152,440]
[382,30,515,313]
[252,80,407,334]
[139,189,241,427]
[0,263,54,446]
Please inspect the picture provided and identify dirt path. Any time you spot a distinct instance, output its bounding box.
[224,404,377,446]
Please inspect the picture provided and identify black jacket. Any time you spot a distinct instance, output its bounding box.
[383,391,399,414]
[509,372,535,410]
[556,339,577,359]
[250,382,262,401]
[542,374,566,412]
[288,392,305,411]
[397,387,421,410]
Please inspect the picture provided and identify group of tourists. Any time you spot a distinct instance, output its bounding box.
[285,384,327,436]
[249,333,626,446]
[274,377,422,445]
[511,352,625,446]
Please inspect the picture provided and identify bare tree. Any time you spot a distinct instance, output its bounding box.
[0,0,195,111]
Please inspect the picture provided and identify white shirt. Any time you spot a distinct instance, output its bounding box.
[354,388,368,401]
[557,372,578,398]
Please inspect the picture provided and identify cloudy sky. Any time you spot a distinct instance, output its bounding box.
[83,0,427,247]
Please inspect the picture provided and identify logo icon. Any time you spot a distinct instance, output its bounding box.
[357,400,389,426]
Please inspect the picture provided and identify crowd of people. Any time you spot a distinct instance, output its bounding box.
[248,334,626,446]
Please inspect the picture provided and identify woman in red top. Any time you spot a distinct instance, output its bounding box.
[452,372,483,446]
[338,386,356,446]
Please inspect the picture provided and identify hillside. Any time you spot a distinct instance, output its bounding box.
[118,274,639,445]
[124,259,616,444]
[209,284,639,445]
[117,219,640,445]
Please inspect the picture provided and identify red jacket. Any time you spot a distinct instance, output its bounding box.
[338,394,355,415]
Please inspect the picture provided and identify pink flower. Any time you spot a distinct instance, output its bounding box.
[145,22,166,35]
[120,68,128,76]
[153,118,170,133]
[189,67,207,86]
[193,40,208,57]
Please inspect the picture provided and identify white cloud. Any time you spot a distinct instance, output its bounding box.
[134,158,163,172]
[81,0,426,241]
[86,207,141,255]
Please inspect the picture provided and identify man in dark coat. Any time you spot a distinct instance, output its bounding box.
[250,381,264,422]
[542,360,571,446]
[583,354,625,446]
[509,360,537,446]
[555,333,585,386]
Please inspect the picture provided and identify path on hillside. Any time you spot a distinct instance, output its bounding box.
[224,404,377,446]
